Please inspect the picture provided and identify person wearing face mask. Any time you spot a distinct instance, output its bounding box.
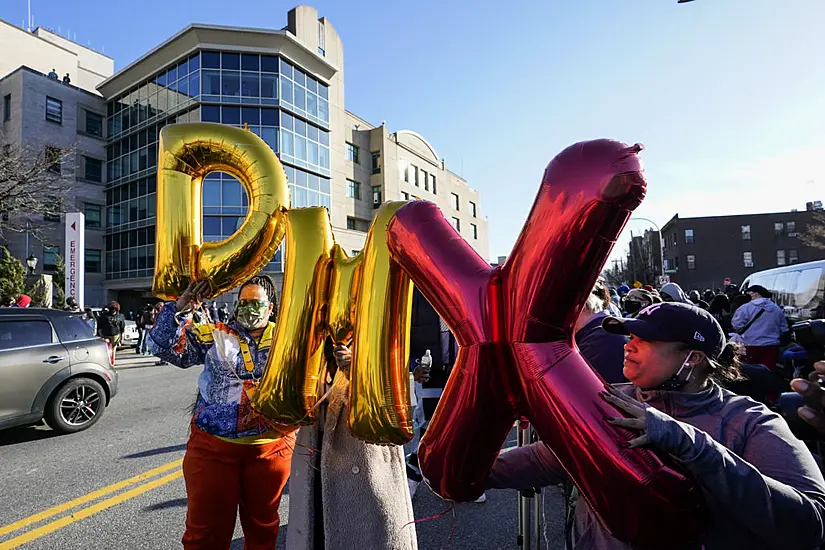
[622,288,654,317]
[148,275,295,550]
[488,302,825,550]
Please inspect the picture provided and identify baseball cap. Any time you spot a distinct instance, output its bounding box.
[602,302,726,359]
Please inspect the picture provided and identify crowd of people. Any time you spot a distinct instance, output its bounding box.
[7,272,825,548]
[136,272,825,550]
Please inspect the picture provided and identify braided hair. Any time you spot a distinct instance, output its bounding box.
[239,274,278,312]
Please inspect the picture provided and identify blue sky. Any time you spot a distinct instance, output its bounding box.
[4,0,825,264]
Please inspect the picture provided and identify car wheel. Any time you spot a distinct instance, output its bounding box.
[45,378,106,434]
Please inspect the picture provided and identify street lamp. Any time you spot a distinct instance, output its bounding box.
[26,254,37,274]
[630,217,666,285]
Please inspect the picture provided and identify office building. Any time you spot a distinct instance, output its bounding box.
[97,6,488,309]
[0,21,113,305]
[660,206,825,292]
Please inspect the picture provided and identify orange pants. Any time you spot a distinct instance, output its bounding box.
[182,426,295,550]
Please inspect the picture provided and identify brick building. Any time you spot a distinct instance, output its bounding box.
[660,207,825,292]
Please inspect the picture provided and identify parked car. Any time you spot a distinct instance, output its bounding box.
[90,307,138,349]
[0,308,118,434]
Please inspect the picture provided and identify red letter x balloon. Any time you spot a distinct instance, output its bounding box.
[386,139,705,549]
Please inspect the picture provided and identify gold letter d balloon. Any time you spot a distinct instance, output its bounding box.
[152,123,413,445]
[153,122,290,300]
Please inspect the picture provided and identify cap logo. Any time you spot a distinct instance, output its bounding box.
[694,331,705,342]
[639,304,663,316]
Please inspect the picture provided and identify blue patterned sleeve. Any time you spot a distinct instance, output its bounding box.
[147,303,209,368]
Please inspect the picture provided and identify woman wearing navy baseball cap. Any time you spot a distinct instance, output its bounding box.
[489,302,825,549]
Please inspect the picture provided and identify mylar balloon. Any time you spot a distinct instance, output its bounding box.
[385,140,705,549]
[153,122,290,300]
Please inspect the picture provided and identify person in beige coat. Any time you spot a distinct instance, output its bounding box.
[286,343,418,550]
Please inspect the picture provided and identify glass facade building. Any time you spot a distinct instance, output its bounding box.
[104,50,332,280]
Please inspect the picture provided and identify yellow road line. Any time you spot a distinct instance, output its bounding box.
[0,458,182,538]
[0,469,183,550]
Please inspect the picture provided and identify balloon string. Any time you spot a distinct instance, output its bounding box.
[403,501,456,549]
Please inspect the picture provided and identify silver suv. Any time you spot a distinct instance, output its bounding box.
[0,308,118,434]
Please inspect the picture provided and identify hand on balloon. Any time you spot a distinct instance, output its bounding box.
[413,364,431,383]
[791,361,825,434]
[175,280,211,314]
[604,386,649,449]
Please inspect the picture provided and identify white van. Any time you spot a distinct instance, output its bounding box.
[741,260,825,323]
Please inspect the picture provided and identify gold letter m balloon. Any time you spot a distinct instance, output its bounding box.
[153,123,290,299]
[251,203,415,446]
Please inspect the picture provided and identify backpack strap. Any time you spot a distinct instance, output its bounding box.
[737,307,766,336]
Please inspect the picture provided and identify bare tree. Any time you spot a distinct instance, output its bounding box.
[800,211,825,251]
[0,129,78,239]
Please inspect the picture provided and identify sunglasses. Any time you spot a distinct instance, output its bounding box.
[237,299,269,309]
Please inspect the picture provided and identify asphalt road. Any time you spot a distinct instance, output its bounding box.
[0,351,565,549]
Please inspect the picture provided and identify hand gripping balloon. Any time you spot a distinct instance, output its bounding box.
[385,140,705,549]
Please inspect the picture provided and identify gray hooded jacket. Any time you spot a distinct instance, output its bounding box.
[660,282,692,304]
[488,383,825,549]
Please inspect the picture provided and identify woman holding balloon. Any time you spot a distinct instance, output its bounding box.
[489,302,825,549]
[149,276,295,550]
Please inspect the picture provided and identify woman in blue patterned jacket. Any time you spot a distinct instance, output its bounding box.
[149,275,294,550]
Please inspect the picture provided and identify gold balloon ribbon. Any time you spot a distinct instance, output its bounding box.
[153,122,290,300]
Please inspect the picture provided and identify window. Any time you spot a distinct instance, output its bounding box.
[787,221,797,237]
[45,146,61,173]
[50,314,94,342]
[413,165,419,186]
[743,251,754,268]
[672,234,677,247]
[673,255,679,269]
[470,201,477,218]
[372,186,382,207]
[471,223,478,240]
[451,217,461,231]
[346,142,359,163]
[777,250,786,266]
[46,96,62,123]
[451,193,460,210]
[774,222,784,237]
[371,151,381,174]
[402,191,410,200]
[84,203,102,228]
[84,156,102,182]
[0,320,53,350]
[85,110,103,137]
[44,246,59,271]
[2,94,9,121]
[684,229,694,244]
[346,179,361,200]
[85,248,102,273]
[318,20,326,56]
[741,225,751,241]
[687,254,696,270]
[431,174,437,194]
[790,249,799,264]
[403,165,409,183]
[422,170,429,191]
[346,217,369,232]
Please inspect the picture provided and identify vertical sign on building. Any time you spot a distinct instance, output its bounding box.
[65,212,85,308]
